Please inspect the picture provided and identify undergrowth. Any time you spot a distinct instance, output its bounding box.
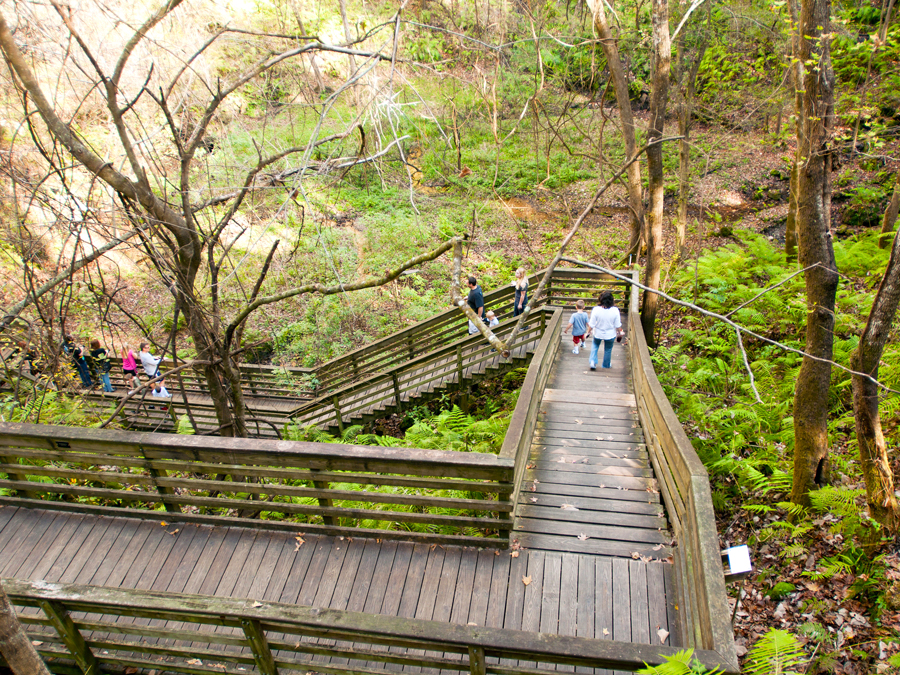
[654,228,900,670]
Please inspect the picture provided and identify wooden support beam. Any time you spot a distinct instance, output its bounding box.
[468,645,486,675]
[391,372,404,412]
[241,617,278,675]
[310,468,336,527]
[39,600,97,675]
[331,395,344,434]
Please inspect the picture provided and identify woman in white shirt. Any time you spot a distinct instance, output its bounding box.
[587,291,624,371]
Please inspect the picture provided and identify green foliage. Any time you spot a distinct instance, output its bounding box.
[744,629,806,675]
[637,649,722,674]
[765,582,796,601]
[797,621,829,643]
[176,415,195,435]
[285,405,511,455]
[654,231,899,513]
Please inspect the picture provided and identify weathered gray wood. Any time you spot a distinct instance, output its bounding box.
[242,617,278,675]
[574,556,595,675]
[39,599,97,674]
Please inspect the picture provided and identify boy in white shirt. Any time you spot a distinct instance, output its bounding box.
[486,310,499,328]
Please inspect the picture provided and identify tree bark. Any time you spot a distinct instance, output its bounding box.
[784,0,802,263]
[790,0,839,507]
[640,0,672,348]
[586,0,645,251]
[785,159,800,262]
[851,224,900,529]
[674,27,707,258]
[879,183,900,249]
[0,581,51,675]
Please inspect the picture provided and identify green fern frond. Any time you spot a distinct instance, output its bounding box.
[744,628,805,675]
[637,649,723,674]
[775,501,808,518]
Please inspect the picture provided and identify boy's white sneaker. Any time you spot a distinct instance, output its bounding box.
[573,346,580,354]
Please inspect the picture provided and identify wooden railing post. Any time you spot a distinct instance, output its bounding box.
[141,446,181,513]
[241,618,278,675]
[39,600,98,675]
[468,645,486,675]
[331,395,344,434]
[351,354,360,378]
[456,345,464,389]
[407,334,415,359]
[310,468,336,526]
[1,453,37,500]
[391,372,404,412]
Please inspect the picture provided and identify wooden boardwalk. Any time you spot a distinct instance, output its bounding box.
[514,314,673,561]
[0,309,682,673]
[0,504,678,673]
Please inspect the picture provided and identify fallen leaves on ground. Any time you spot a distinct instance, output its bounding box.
[560,504,579,511]
[522,575,532,585]
[657,628,670,643]
[577,533,589,541]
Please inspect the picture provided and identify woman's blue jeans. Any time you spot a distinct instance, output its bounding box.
[75,361,92,387]
[590,337,615,369]
[100,372,114,392]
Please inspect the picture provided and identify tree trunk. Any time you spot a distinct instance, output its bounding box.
[790,0,839,507]
[0,581,51,675]
[785,159,800,262]
[640,0,671,347]
[586,0,645,252]
[784,0,802,263]
[879,183,900,249]
[674,30,707,258]
[851,224,900,529]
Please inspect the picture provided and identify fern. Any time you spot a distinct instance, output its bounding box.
[744,629,805,675]
[796,622,828,643]
[637,649,723,674]
[176,415,195,435]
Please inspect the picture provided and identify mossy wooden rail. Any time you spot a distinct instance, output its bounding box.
[622,270,738,671]
[0,423,514,547]
[1,578,729,675]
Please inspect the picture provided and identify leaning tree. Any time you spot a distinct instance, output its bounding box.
[0,0,455,436]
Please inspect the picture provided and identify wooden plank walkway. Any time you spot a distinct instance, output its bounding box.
[0,310,683,671]
[513,313,673,559]
[0,503,680,672]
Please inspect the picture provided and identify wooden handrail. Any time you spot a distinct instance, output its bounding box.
[289,309,547,421]
[0,422,514,546]
[310,271,547,392]
[499,307,563,520]
[623,269,739,673]
[2,578,735,675]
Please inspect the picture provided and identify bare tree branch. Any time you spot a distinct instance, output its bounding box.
[0,227,144,329]
[224,238,457,350]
